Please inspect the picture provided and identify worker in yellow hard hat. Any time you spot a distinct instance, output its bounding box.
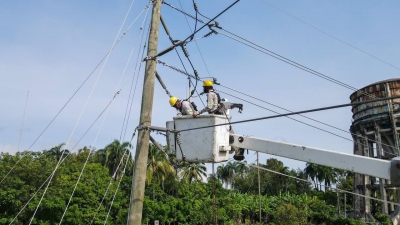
[169,96,197,116]
[194,80,222,116]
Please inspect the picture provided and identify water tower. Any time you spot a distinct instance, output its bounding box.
[350,79,400,221]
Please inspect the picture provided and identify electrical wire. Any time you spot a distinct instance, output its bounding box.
[121,25,150,142]
[17,91,29,152]
[58,7,152,223]
[155,59,398,156]
[217,85,399,157]
[163,1,400,152]
[102,153,130,225]
[90,17,150,225]
[175,95,400,133]
[9,88,125,224]
[27,1,138,222]
[159,14,205,107]
[89,150,130,225]
[232,159,400,207]
[0,3,150,186]
[259,0,400,72]
[119,8,151,141]
[163,1,382,100]
[93,21,150,225]
[8,154,69,225]
[0,92,30,186]
[177,0,212,77]
[217,89,354,143]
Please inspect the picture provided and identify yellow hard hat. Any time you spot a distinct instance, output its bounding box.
[169,96,178,107]
[203,80,213,87]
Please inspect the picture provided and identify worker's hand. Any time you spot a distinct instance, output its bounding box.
[192,111,199,118]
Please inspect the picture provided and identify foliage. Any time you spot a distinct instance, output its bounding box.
[0,143,384,224]
[272,203,308,225]
[374,212,391,225]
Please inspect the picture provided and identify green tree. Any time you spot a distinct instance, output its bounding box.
[146,144,174,198]
[180,162,207,183]
[272,203,308,225]
[98,139,132,179]
[45,143,70,162]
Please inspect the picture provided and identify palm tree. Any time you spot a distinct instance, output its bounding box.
[225,161,237,188]
[304,163,318,190]
[146,144,174,192]
[304,163,338,190]
[321,166,338,190]
[98,139,132,179]
[46,143,69,162]
[180,162,207,183]
[233,161,248,178]
[217,164,229,188]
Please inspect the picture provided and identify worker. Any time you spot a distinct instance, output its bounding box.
[169,96,196,116]
[194,80,222,117]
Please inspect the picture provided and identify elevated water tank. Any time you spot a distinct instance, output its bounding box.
[350,78,400,156]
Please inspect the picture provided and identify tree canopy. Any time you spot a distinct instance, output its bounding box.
[0,141,387,225]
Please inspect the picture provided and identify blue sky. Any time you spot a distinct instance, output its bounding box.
[1,0,400,172]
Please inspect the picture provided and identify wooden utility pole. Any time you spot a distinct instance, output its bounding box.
[128,1,162,224]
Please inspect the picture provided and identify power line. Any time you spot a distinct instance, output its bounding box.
[175,95,400,133]
[159,15,205,106]
[163,1,380,100]
[60,9,151,223]
[28,0,138,222]
[217,85,399,157]
[259,0,400,72]
[0,92,30,186]
[121,24,150,142]
[8,154,69,225]
[91,130,138,225]
[233,159,400,207]
[155,0,241,58]
[103,153,130,225]
[9,87,126,223]
[155,59,398,156]
[120,9,151,141]
[177,0,212,77]
[217,89,354,143]
[17,91,29,152]
[0,4,150,186]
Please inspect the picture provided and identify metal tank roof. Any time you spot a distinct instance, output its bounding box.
[350,79,400,129]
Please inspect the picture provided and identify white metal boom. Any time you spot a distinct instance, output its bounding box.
[229,134,400,185]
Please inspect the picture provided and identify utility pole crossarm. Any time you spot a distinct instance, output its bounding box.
[230,134,400,182]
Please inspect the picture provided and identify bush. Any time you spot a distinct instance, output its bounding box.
[272,203,308,225]
[375,212,391,225]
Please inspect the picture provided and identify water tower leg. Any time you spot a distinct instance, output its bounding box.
[353,132,363,218]
[375,125,388,214]
[390,191,400,224]
[362,135,371,216]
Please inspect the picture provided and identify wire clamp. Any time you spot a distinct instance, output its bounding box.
[143,55,156,61]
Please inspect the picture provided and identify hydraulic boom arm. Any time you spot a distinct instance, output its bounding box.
[229,134,400,186]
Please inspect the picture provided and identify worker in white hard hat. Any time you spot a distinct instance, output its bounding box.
[194,80,222,117]
[169,96,196,116]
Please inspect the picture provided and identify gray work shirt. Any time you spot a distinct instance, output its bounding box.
[178,100,194,115]
[199,90,219,114]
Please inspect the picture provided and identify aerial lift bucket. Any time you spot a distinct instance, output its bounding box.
[166,114,231,163]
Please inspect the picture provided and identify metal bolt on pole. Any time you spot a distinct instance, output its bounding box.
[128,1,162,224]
